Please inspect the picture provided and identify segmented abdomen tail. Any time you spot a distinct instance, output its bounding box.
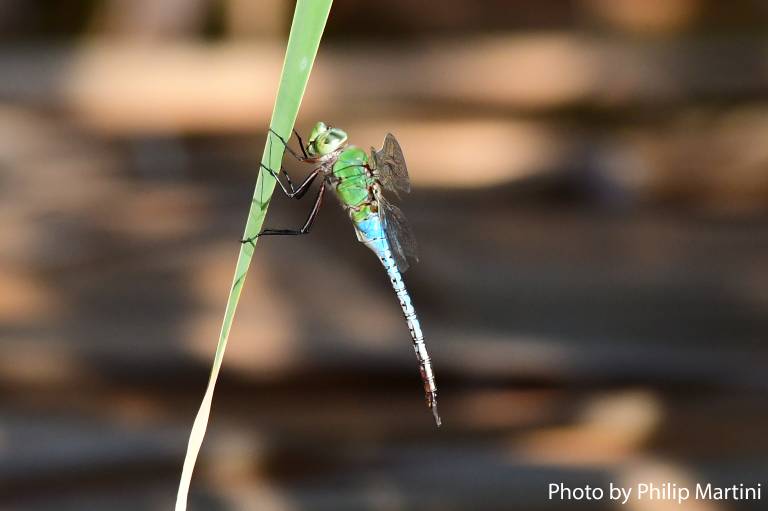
[354,214,440,426]
[381,249,441,426]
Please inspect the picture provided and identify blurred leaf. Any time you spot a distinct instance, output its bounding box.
[175,2,333,509]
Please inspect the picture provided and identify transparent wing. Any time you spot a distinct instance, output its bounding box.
[372,133,411,195]
[379,196,419,273]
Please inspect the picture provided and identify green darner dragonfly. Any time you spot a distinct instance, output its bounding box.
[242,122,440,426]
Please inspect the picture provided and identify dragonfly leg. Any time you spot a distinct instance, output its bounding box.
[261,163,320,200]
[241,181,326,245]
[293,128,309,159]
[269,128,307,162]
[261,131,321,199]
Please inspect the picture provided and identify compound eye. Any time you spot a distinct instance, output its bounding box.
[308,121,328,144]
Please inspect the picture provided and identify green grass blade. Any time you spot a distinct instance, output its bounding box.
[175,2,333,509]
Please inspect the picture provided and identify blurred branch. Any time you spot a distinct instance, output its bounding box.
[90,0,212,41]
[224,0,287,38]
[2,35,767,133]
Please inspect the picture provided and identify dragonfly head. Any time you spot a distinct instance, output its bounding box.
[307,122,347,157]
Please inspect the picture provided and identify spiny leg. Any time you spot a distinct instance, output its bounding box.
[292,129,309,159]
[261,163,320,200]
[262,130,320,199]
[269,128,308,162]
[241,181,326,245]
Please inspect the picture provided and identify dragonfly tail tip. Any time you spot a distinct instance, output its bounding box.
[431,403,441,428]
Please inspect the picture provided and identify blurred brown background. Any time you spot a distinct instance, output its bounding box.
[2,1,768,510]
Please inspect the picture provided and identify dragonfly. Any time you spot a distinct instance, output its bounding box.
[242,122,440,426]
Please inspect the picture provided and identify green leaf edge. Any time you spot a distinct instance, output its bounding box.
[175,2,333,509]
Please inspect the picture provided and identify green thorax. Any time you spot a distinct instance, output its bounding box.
[333,146,375,221]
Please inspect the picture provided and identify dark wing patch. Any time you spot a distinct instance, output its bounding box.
[379,196,419,273]
[372,133,410,196]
